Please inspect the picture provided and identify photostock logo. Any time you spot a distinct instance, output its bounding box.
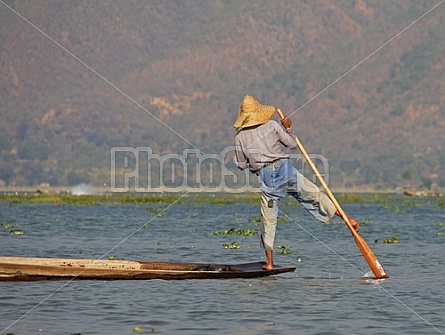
[110,147,330,193]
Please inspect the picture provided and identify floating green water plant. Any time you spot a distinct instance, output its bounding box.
[383,234,399,244]
[133,326,146,333]
[213,227,258,236]
[361,217,371,225]
[1,223,17,229]
[9,230,25,235]
[277,245,292,255]
[222,241,240,249]
[2,223,24,236]
[381,203,406,213]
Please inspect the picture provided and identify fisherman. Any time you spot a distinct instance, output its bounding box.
[234,95,360,270]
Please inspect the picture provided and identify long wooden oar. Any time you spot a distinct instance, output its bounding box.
[277,109,388,279]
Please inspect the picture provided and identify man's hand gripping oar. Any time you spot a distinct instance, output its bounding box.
[277,109,389,279]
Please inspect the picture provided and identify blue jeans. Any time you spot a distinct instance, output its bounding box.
[259,158,336,250]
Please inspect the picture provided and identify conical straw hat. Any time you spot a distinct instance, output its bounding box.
[233,95,275,131]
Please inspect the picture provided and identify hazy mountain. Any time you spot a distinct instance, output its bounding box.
[1,0,444,191]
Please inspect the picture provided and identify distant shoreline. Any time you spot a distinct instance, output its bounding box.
[0,185,401,194]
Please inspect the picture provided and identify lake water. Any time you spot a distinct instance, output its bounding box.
[1,194,444,335]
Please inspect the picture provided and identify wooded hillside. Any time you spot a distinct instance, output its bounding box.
[1,0,444,191]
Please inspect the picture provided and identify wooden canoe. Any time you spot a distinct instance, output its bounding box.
[0,256,296,281]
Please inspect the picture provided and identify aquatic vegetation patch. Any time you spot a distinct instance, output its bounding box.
[222,241,241,249]
[1,223,25,236]
[132,326,159,333]
[360,217,371,225]
[214,226,259,250]
[0,192,416,206]
[1,223,17,229]
[336,193,366,202]
[381,203,406,214]
[277,245,292,255]
[0,192,261,206]
[374,234,399,244]
[9,230,25,235]
[436,224,444,236]
[213,227,258,236]
[383,234,399,244]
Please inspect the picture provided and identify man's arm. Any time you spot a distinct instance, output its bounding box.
[234,138,249,170]
[275,118,298,149]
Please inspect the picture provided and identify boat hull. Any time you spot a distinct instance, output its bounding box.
[0,256,296,281]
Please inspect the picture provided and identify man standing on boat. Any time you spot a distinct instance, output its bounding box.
[234,95,360,270]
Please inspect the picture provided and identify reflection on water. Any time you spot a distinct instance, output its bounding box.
[1,197,444,334]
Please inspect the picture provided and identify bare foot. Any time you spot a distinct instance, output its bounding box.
[262,263,273,271]
[263,250,274,270]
